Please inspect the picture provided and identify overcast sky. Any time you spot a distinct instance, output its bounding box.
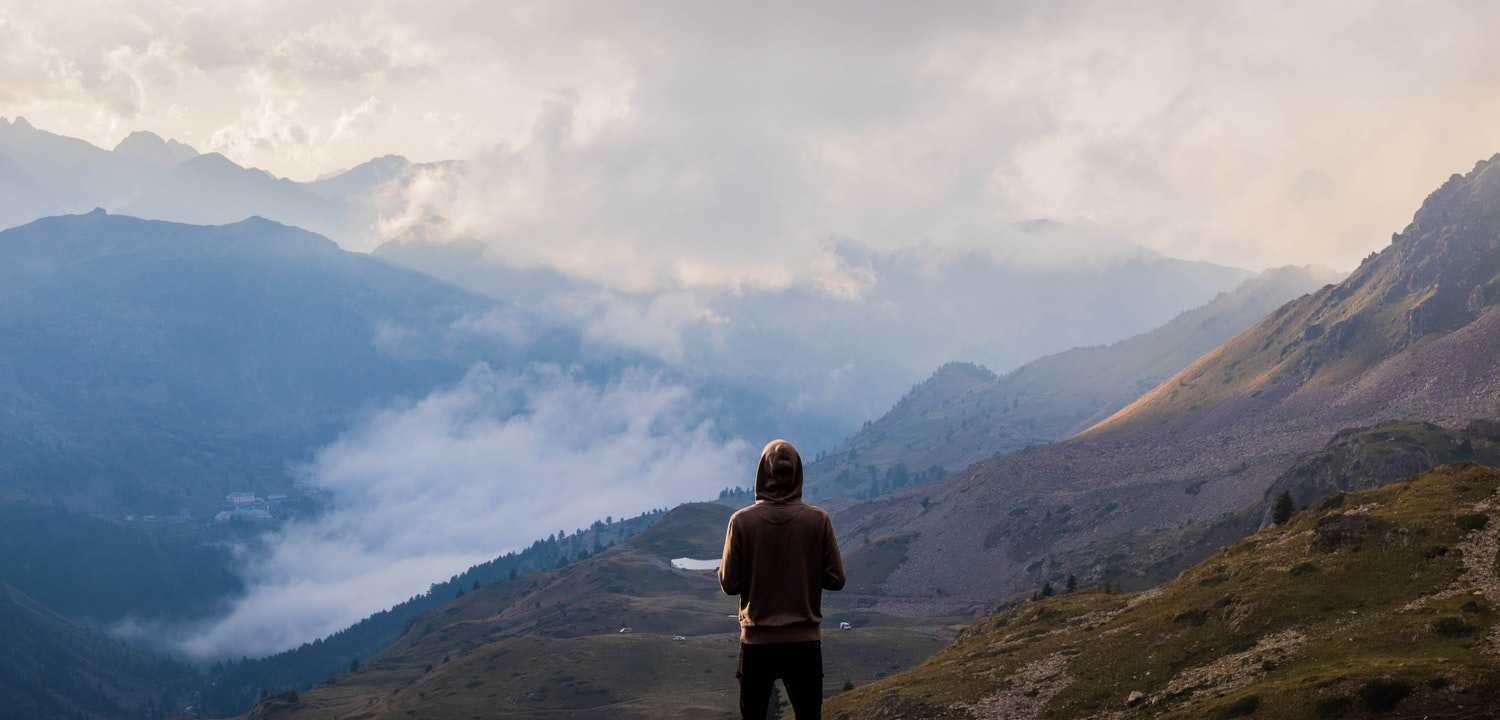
[5,1,1500,271]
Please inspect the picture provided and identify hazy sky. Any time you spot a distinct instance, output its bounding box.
[5,1,1500,271]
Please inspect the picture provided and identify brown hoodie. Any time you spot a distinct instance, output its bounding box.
[719,439,846,644]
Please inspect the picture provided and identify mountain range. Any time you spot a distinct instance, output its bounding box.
[830,153,1500,612]
[806,264,1341,500]
[0,116,435,246]
[0,117,1261,449]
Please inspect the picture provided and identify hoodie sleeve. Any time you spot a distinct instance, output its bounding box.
[718,514,742,596]
[822,513,847,592]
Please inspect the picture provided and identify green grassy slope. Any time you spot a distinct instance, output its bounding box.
[827,463,1500,719]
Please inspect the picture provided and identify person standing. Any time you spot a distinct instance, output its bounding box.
[719,439,846,719]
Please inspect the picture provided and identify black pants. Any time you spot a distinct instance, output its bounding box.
[737,641,823,719]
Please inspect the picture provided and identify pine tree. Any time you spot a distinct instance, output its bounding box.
[1272,490,1295,525]
[1041,581,1055,597]
[1065,574,1077,593]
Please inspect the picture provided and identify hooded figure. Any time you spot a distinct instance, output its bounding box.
[720,439,845,719]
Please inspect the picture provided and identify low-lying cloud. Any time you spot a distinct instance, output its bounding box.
[178,364,748,659]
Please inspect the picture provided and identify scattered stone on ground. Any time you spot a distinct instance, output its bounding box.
[951,652,1070,720]
[1399,492,1500,655]
[1148,629,1306,707]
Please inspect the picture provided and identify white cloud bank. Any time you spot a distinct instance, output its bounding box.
[6,2,1500,276]
[178,364,748,659]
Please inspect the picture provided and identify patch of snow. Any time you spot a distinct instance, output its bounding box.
[671,557,720,570]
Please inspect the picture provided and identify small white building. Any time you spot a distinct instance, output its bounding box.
[839,621,852,631]
[226,492,257,505]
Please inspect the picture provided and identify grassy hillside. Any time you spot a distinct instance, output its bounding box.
[828,463,1500,719]
[249,502,962,719]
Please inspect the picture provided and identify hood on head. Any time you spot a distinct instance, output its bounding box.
[755,439,803,504]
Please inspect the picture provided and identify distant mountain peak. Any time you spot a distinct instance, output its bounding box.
[229,214,287,230]
[113,130,200,167]
[178,151,279,181]
[114,129,165,147]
